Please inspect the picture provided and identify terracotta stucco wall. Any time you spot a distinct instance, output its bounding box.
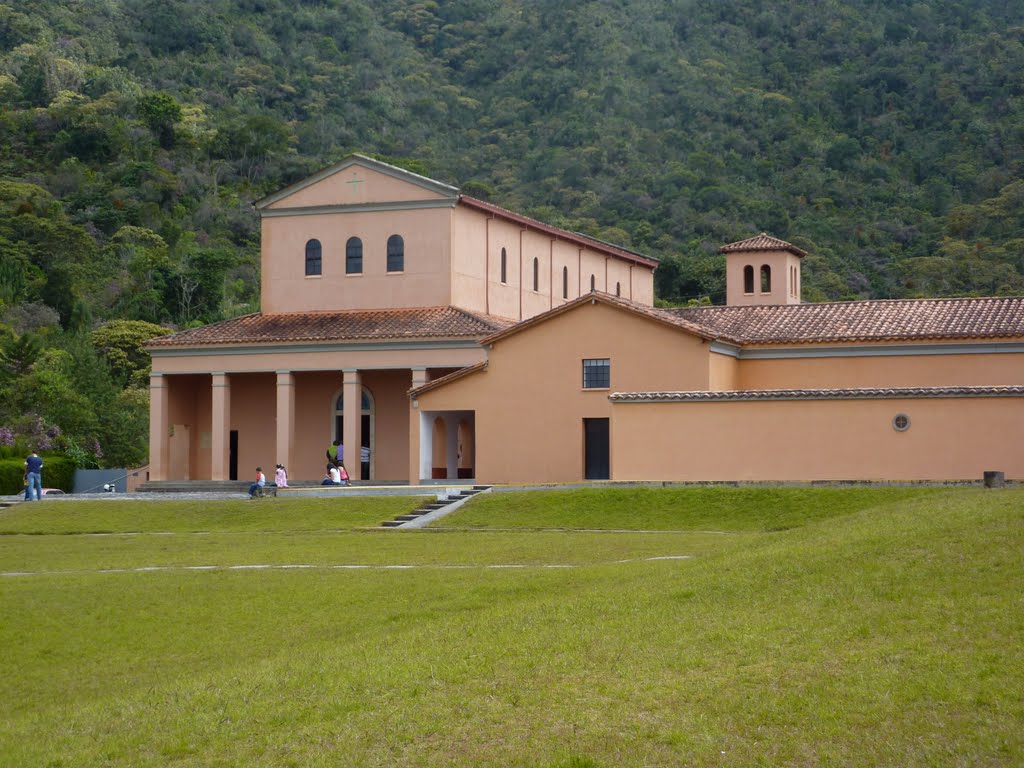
[362,369,414,481]
[151,346,485,376]
[450,206,489,315]
[725,249,802,305]
[553,241,580,306]
[265,165,450,209]
[521,229,554,319]
[448,206,655,322]
[486,217,526,320]
[709,352,740,390]
[612,396,1024,481]
[736,349,1024,390]
[166,375,204,480]
[228,373,277,480]
[260,206,453,314]
[413,302,713,483]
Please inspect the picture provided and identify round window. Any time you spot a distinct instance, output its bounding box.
[892,413,910,432]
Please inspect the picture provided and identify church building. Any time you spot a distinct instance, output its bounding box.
[147,155,1024,484]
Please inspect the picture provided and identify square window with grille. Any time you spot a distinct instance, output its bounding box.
[582,358,610,389]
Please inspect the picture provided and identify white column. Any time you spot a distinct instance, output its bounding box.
[210,372,231,481]
[149,374,169,481]
[275,371,295,476]
[342,369,361,477]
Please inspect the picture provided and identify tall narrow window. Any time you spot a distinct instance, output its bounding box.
[387,235,404,272]
[562,266,569,299]
[346,237,363,274]
[743,265,754,294]
[532,258,539,291]
[500,247,507,284]
[590,274,596,292]
[761,264,772,293]
[616,282,621,297]
[305,239,322,276]
[582,358,611,389]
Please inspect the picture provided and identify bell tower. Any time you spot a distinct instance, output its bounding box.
[722,233,806,306]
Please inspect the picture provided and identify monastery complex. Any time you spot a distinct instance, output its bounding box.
[147,155,1024,484]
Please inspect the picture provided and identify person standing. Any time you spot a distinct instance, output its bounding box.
[326,440,342,466]
[24,451,43,501]
[248,466,266,498]
[274,464,288,488]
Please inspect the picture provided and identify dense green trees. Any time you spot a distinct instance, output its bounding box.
[0,0,1022,465]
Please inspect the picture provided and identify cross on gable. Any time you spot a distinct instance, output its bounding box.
[347,172,364,192]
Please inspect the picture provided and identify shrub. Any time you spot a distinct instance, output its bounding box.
[0,455,74,494]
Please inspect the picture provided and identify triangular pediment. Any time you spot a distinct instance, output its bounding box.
[255,154,460,211]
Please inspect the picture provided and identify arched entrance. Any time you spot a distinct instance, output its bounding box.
[334,387,373,480]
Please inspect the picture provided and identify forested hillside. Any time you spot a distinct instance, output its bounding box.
[1,0,1022,468]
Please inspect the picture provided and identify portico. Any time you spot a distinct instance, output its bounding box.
[145,305,505,482]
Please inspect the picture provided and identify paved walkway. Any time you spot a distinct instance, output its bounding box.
[3,492,247,503]
[1,555,692,578]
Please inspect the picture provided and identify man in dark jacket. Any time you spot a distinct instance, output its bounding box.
[24,451,43,501]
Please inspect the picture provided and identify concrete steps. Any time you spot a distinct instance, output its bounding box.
[381,485,491,528]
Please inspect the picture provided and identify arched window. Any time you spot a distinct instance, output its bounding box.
[346,237,363,274]
[562,266,569,299]
[616,282,621,297]
[761,264,772,293]
[387,234,404,273]
[305,239,322,276]
[590,274,596,292]
[532,258,539,291]
[500,247,507,284]
[743,265,754,294]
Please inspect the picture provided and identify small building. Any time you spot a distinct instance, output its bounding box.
[148,157,1024,484]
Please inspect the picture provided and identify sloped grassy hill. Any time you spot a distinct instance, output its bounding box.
[0,486,1020,765]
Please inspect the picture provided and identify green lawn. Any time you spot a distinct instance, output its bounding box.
[1,487,1021,767]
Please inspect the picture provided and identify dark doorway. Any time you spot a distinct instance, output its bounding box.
[229,430,238,481]
[334,414,372,480]
[583,418,610,480]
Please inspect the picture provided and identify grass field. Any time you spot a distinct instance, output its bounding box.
[1,487,1021,767]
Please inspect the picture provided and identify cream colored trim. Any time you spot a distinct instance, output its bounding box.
[154,363,477,376]
[254,154,459,209]
[259,198,458,218]
[708,340,1024,359]
[611,385,1024,403]
[151,339,483,357]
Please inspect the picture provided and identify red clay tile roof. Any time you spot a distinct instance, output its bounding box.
[479,292,717,345]
[666,297,1024,345]
[146,307,514,348]
[458,196,659,268]
[720,233,807,258]
[611,385,1024,402]
[408,361,488,397]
